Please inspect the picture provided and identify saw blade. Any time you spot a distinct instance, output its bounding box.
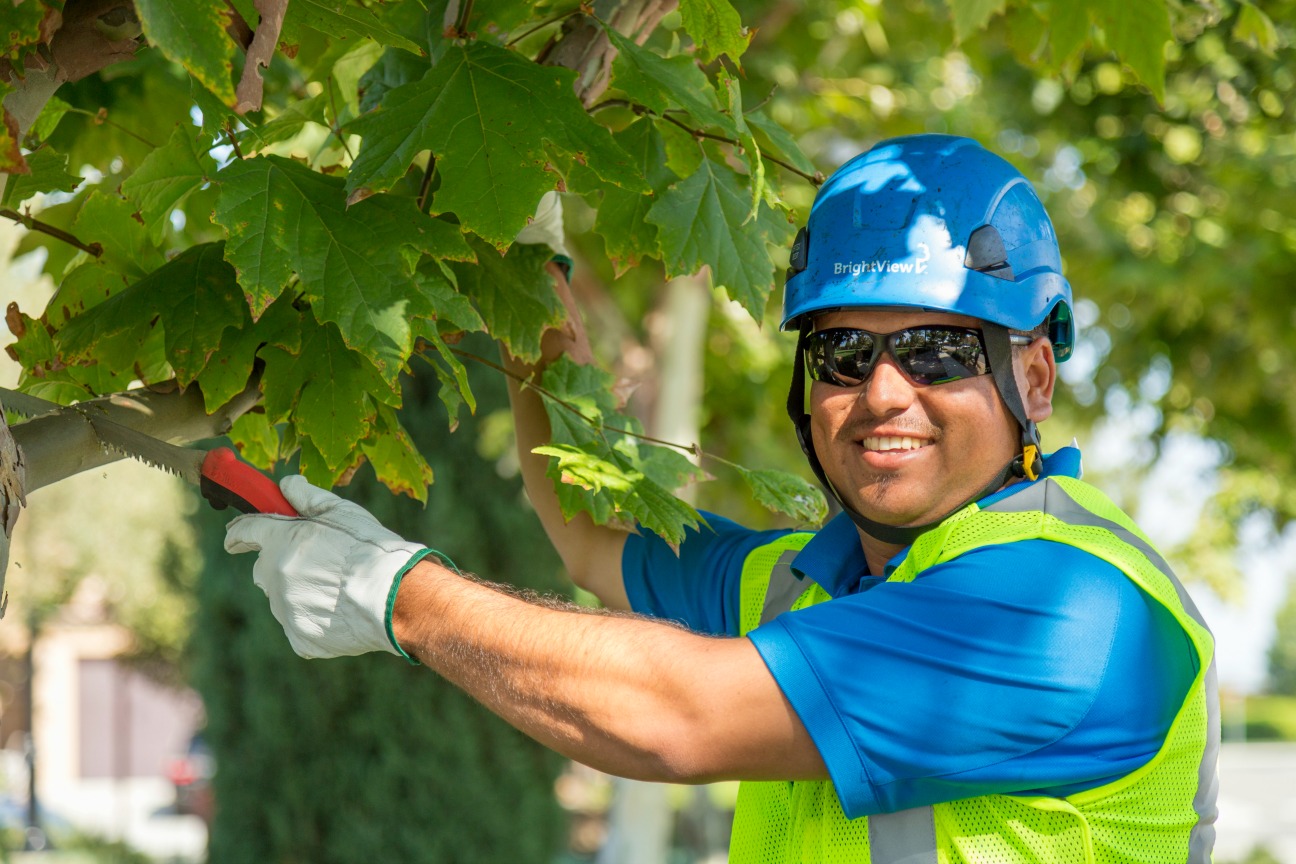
[0,387,65,419]
[87,415,205,485]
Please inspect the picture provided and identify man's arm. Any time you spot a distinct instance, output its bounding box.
[503,262,630,610]
[392,556,826,783]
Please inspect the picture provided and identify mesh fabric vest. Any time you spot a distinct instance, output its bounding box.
[729,476,1218,864]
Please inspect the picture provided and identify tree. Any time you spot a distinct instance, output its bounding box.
[189,342,569,862]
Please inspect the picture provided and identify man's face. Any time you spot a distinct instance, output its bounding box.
[808,308,1021,529]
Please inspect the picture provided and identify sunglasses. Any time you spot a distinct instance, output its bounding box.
[805,326,1032,388]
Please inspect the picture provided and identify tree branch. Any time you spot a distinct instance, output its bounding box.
[0,209,103,257]
[656,111,823,185]
[10,379,264,494]
[443,347,702,459]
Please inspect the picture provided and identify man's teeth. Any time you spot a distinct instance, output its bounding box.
[863,436,930,452]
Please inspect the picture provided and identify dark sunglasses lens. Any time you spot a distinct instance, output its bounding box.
[893,328,987,385]
[807,329,877,386]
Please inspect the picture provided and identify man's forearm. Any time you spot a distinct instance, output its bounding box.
[390,559,825,784]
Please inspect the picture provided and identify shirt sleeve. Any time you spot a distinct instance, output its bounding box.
[622,512,793,636]
[747,540,1199,817]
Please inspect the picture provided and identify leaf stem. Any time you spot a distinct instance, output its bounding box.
[444,347,703,459]
[656,111,822,185]
[454,0,475,36]
[505,7,585,47]
[326,78,356,161]
[0,209,103,258]
[223,120,245,160]
[417,156,437,214]
[64,107,158,149]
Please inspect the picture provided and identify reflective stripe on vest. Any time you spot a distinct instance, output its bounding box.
[869,807,936,864]
[760,550,804,625]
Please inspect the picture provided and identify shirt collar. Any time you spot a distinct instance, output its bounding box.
[791,445,1084,595]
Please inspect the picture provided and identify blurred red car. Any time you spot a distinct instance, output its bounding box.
[166,734,214,824]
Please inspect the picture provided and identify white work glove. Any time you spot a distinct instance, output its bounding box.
[514,190,569,258]
[224,475,432,661]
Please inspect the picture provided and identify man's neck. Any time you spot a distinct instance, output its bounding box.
[856,527,906,578]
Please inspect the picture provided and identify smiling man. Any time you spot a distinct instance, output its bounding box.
[226,135,1218,863]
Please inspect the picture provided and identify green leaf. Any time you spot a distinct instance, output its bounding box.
[260,318,388,468]
[1,1,47,59]
[73,189,166,277]
[595,118,676,274]
[57,243,247,387]
[239,94,328,150]
[535,443,637,493]
[281,0,424,56]
[121,125,218,244]
[537,355,619,448]
[646,155,792,319]
[745,109,815,176]
[947,0,1007,43]
[347,41,647,246]
[1234,2,1280,57]
[735,466,828,525]
[0,80,22,173]
[195,292,302,412]
[1090,0,1171,102]
[229,411,281,470]
[214,155,470,381]
[617,469,702,545]
[469,0,543,41]
[297,433,362,488]
[605,27,737,136]
[357,48,429,114]
[362,404,434,502]
[415,262,486,335]
[638,444,708,492]
[27,95,71,145]
[135,0,237,106]
[716,70,764,221]
[451,236,562,364]
[678,0,750,63]
[533,443,701,544]
[1,146,81,208]
[45,260,133,329]
[1035,1,1091,71]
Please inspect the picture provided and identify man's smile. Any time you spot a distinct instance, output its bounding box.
[860,435,932,452]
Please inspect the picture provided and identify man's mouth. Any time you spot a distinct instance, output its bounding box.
[861,436,932,452]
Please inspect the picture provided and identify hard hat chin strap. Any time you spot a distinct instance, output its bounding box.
[981,323,1043,481]
[787,321,1039,548]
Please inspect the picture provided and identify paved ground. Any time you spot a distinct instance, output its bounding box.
[25,742,1296,863]
[1217,742,1296,862]
[45,777,206,863]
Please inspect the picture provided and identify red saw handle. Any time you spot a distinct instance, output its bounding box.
[199,447,298,516]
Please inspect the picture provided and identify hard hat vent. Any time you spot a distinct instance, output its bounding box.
[964,225,1015,281]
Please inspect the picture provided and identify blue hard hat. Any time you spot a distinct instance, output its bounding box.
[782,134,1074,361]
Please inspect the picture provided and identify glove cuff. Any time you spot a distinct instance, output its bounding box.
[384,547,460,665]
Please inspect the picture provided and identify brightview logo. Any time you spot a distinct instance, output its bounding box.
[834,242,931,276]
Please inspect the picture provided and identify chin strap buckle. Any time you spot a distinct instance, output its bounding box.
[1021,444,1041,481]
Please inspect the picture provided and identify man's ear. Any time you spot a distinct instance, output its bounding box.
[1019,338,1056,423]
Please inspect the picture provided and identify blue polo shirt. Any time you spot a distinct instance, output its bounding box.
[621,448,1198,818]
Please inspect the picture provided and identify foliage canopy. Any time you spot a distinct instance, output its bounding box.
[1,0,1294,557]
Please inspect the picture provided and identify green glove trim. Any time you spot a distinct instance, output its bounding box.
[384,547,461,666]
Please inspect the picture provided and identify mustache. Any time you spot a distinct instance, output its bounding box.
[840,419,941,440]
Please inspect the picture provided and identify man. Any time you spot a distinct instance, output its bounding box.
[226,135,1218,863]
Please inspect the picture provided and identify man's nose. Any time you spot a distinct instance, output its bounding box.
[858,355,916,416]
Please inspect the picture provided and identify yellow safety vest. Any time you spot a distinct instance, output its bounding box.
[729,475,1218,864]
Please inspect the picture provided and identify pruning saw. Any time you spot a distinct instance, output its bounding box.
[0,386,297,516]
